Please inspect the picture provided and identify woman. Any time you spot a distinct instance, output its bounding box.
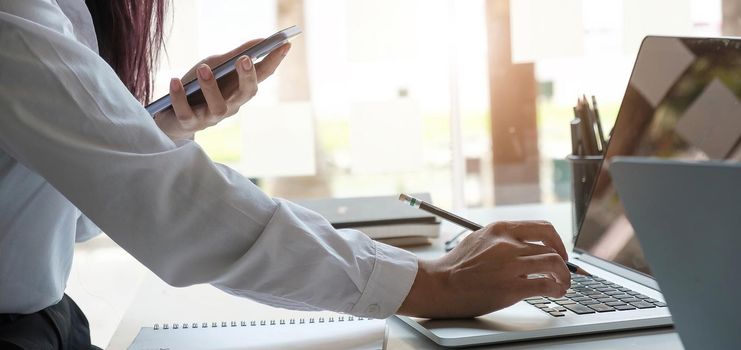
[0,0,571,348]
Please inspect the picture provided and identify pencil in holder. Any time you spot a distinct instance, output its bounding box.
[567,155,603,242]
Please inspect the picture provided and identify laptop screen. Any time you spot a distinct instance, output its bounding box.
[574,36,741,276]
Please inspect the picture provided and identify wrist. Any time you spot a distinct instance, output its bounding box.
[397,258,450,317]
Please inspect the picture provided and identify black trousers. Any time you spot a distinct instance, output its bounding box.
[0,294,100,350]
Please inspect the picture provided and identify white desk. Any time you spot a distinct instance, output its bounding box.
[107,203,683,349]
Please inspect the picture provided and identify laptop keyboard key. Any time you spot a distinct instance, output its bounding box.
[653,302,667,307]
[588,303,616,312]
[631,301,656,309]
[548,312,565,317]
[614,304,637,311]
[605,301,627,307]
[578,300,600,305]
[596,297,617,303]
[549,298,571,303]
[555,299,577,305]
[564,304,596,314]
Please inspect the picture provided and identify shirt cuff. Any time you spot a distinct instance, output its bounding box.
[348,241,418,319]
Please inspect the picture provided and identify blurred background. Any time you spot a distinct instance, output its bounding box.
[70,0,741,346]
[153,0,727,209]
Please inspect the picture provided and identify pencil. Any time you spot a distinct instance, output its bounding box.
[591,95,607,151]
[570,117,582,156]
[398,193,592,277]
[578,96,599,156]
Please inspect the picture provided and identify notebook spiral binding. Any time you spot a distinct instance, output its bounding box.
[153,316,369,331]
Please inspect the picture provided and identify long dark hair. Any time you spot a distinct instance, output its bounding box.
[85,0,168,104]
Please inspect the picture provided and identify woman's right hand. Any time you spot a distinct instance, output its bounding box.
[398,221,571,319]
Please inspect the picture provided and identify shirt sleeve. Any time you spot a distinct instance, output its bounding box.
[0,11,418,318]
[75,213,102,242]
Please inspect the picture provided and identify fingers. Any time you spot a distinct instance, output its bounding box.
[517,252,571,285]
[507,221,569,261]
[255,43,290,82]
[169,78,198,129]
[221,38,264,64]
[196,64,228,121]
[164,37,283,138]
[517,242,558,257]
[234,56,258,104]
[518,276,568,298]
[202,38,265,70]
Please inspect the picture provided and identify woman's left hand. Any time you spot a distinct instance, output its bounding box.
[154,39,291,141]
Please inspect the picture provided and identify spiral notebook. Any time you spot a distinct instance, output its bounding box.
[127,314,386,350]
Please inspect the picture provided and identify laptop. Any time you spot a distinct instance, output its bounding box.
[610,158,741,350]
[397,36,741,347]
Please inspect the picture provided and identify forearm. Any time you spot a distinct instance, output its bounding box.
[212,206,418,317]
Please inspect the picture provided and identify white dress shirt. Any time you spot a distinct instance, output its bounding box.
[0,0,418,318]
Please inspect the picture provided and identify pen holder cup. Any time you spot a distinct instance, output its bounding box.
[567,155,603,242]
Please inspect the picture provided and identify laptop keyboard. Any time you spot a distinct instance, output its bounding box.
[524,274,667,317]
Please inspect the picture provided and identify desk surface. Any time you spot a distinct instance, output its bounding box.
[107,203,682,349]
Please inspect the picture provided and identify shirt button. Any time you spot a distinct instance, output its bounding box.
[366,303,380,315]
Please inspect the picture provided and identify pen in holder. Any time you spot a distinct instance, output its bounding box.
[567,154,602,242]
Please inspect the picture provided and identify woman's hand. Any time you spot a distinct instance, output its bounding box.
[154,39,291,141]
[398,221,571,319]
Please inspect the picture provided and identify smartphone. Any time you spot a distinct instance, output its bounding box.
[146,25,302,116]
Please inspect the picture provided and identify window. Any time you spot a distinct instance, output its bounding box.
[153,0,722,209]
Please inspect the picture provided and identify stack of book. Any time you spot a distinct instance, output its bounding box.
[296,193,440,247]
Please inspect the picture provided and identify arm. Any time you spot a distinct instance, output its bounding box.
[0,12,416,318]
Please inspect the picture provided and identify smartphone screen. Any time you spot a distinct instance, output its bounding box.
[146,26,302,116]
